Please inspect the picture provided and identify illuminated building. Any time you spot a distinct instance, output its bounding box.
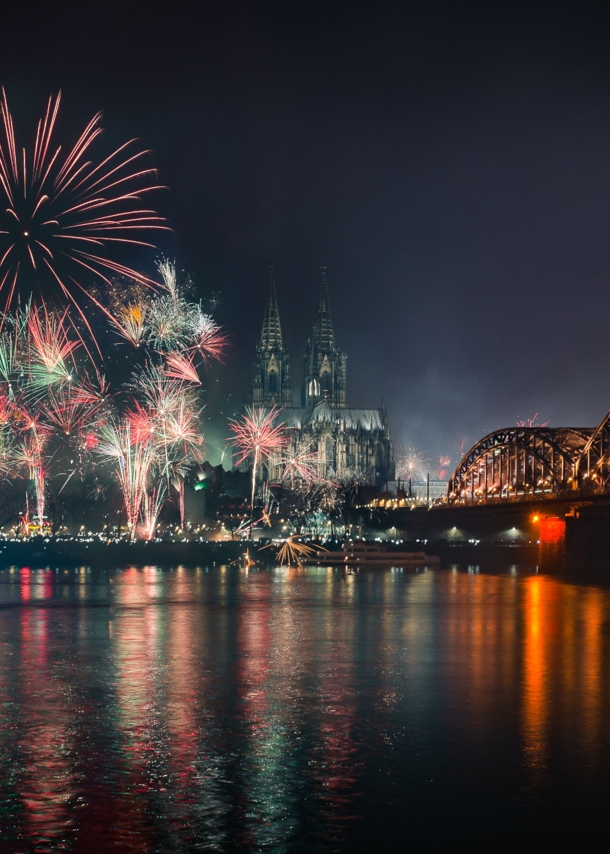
[250,264,394,486]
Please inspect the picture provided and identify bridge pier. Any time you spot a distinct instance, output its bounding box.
[377,495,610,564]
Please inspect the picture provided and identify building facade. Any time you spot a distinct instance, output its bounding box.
[250,264,394,486]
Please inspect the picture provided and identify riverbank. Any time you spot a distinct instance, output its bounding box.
[0,537,542,568]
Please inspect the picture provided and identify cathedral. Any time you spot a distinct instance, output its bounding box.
[250,264,394,486]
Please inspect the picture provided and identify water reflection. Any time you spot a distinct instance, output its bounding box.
[17,575,76,852]
[522,576,606,785]
[523,576,551,777]
[1,564,610,849]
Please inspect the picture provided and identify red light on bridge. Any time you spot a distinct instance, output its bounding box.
[539,516,566,544]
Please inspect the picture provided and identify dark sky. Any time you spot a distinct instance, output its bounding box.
[3,1,610,463]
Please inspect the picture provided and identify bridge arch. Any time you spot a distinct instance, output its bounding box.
[447,427,592,504]
[575,410,610,487]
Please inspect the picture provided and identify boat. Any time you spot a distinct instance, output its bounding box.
[311,540,440,567]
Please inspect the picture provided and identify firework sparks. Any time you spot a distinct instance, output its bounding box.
[229,406,286,536]
[188,307,229,364]
[132,363,188,417]
[164,351,201,385]
[141,481,167,540]
[95,417,155,536]
[157,257,180,299]
[451,433,469,460]
[41,383,106,437]
[437,454,452,480]
[146,294,193,351]
[280,442,323,488]
[318,483,344,514]
[125,362,204,527]
[262,537,324,568]
[516,414,550,427]
[13,426,49,531]
[106,259,228,376]
[0,253,213,538]
[395,446,430,481]
[26,305,79,393]
[110,301,148,347]
[0,303,111,532]
[0,89,168,328]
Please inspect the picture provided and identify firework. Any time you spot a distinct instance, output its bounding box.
[437,454,451,480]
[395,446,430,481]
[13,426,49,531]
[125,401,155,443]
[318,483,344,514]
[164,351,201,385]
[26,306,79,393]
[157,258,180,299]
[110,301,148,347]
[0,421,16,477]
[206,291,222,311]
[96,389,203,538]
[262,536,323,568]
[141,481,167,540]
[516,414,550,427]
[129,364,202,444]
[95,417,155,536]
[0,303,109,532]
[146,294,193,351]
[41,383,106,437]
[0,253,215,539]
[280,442,323,488]
[107,260,228,369]
[188,307,228,364]
[451,433,469,460]
[0,90,168,333]
[143,258,193,351]
[124,364,204,529]
[131,363,188,417]
[228,406,287,536]
[162,398,204,461]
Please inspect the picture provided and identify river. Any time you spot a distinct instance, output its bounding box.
[1,562,609,851]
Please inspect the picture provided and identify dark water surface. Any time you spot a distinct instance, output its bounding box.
[1,563,610,851]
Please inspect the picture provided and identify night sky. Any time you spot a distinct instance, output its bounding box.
[2,2,610,464]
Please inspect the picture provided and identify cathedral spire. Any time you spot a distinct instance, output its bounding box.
[251,264,292,407]
[260,263,283,351]
[313,262,336,351]
[302,263,347,408]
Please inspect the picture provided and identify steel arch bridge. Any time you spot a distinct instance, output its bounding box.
[447,411,610,505]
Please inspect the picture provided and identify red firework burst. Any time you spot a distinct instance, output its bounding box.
[280,443,323,488]
[126,401,156,444]
[188,310,229,364]
[228,406,286,535]
[228,406,287,467]
[437,454,451,480]
[0,89,168,335]
[163,351,201,385]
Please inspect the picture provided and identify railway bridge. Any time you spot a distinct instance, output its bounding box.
[447,410,610,505]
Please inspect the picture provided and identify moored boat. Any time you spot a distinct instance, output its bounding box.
[311,540,440,567]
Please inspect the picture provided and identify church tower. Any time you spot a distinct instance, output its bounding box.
[252,265,292,407]
[302,264,347,408]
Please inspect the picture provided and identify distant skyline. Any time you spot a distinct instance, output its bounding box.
[2,2,610,464]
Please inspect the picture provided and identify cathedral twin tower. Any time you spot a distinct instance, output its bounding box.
[252,263,346,410]
[251,264,394,486]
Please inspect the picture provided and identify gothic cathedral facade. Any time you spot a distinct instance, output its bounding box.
[250,264,394,486]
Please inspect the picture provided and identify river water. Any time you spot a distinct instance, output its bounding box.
[1,562,610,851]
